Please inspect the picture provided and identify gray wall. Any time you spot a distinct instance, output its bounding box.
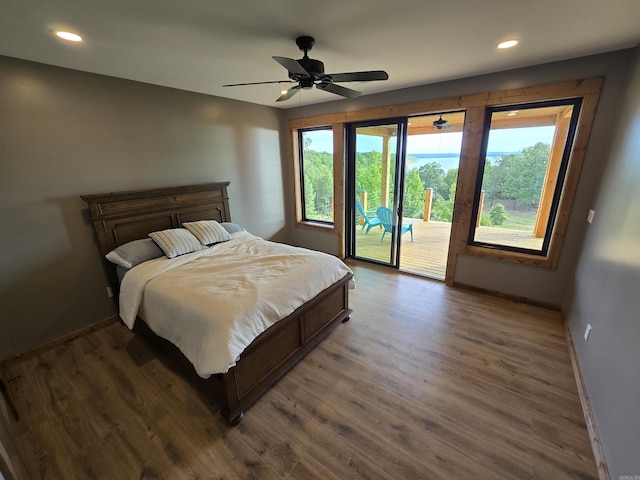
[0,56,287,360]
[565,46,640,478]
[283,49,635,305]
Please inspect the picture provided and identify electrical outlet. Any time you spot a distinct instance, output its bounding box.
[584,324,592,342]
[587,209,595,224]
[106,286,114,298]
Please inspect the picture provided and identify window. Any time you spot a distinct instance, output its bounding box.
[289,78,601,275]
[469,99,582,255]
[299,127,334,223]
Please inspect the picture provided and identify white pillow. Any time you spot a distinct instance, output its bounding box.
[148,228,203,259]
[105,238,164,269]
[182,220,231,245]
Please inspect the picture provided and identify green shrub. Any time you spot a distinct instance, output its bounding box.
[431,194,453,222]
[489,204,507,226]
[480,214,493,226]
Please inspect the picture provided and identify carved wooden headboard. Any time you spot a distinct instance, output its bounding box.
[81,182,231,256]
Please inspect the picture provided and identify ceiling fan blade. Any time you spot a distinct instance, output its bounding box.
[272,56,309,76]
[325,70,389,83]
[316,82,361,99]
[276,85,301,102]
[222,80,295,87]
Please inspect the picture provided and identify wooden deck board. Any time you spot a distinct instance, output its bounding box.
[355,219,543,280]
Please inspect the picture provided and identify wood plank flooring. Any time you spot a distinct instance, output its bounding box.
[3,264,598,479]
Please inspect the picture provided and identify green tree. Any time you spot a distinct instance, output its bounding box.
[302,149,333,220]
[512,142,550,209]
[418,162,447,199]
[431,194,452,222]
[430,182,457,222]
[403,168,425,218]
[303,174,318,218]
[444,168,458,200]
[482,142,550,210]
[481,159,507,206]
[355,150,398,209]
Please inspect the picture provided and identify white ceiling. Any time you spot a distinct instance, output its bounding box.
[1,0,638,109]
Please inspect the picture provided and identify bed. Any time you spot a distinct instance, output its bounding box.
[81,182,353,424]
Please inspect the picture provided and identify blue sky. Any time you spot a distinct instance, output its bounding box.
[306,126,556,154]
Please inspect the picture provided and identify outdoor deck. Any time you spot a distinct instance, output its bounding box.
[354,219,543,280]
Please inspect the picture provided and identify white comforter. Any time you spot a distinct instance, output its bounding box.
[119,231,353,377]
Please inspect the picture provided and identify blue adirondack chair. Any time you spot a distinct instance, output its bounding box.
[356,200,381,234]
[376,206,414,242]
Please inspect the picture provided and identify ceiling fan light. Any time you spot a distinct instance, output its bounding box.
[497,39,519,49]
[54,31,83,42]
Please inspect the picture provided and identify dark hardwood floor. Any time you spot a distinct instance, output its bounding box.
[3,263,598,479]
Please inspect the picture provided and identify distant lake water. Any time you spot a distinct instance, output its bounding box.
[406,152,515,172]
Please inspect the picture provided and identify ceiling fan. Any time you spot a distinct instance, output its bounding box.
[222,36,389,102]
[432,115,450,130]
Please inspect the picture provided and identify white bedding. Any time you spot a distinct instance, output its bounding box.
[119,231,353,377]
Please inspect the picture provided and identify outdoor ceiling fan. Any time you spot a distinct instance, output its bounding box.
[432,115,451,130]
[222,36,389,102]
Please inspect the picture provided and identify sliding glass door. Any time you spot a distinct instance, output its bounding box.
[347,119,407,267]
[346,113,465,280]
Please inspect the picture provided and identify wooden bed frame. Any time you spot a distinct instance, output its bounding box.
[82,182,352,424]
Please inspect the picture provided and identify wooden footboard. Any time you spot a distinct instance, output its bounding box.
[221,272,353,424]
[132,272,352,424]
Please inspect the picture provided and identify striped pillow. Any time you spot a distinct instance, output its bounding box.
[148,228,203,259]
[182,220,231,245]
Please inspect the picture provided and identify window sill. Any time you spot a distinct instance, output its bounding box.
[295,220,335,232]
[464,244,553,268]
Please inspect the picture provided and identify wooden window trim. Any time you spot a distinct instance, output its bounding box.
[291,124,346,256]
[460,90,601,269]
[289,78,603,280]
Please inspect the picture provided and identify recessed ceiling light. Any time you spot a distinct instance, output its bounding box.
[507,111,518,116]
[54,31,83,42]
[497,39,519,49]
